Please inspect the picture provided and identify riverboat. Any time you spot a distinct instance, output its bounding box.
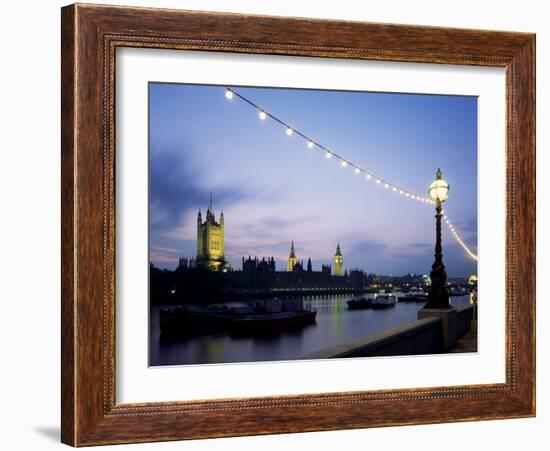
[347,297,373,310]
[372,292,397,309]
[398,289,428,302]
[159,305,248,337]
[160,298,316,337]
[228,310,317,336]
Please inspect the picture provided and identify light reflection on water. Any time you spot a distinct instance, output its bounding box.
[149,294,472,366]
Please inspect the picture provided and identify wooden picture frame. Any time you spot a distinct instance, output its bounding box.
[61,3,535,446]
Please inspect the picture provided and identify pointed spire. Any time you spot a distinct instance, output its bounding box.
[289,240,296,258]
[335,243,342,256]
[209,192,213,212]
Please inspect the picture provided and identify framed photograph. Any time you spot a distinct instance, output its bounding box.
[61,4,535,446]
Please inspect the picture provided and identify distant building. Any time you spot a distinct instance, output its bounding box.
[242,255,276,273]
[178,256,196,269]
[196,195,226,271]
[287,240,297,272]
[174,203,360,291]
[186,199,347,281]
[238,254,350,291]
[334,243,343,276]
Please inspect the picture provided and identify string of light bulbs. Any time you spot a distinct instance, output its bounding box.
[224,87,478,261]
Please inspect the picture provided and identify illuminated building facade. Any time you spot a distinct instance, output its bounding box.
[334,243,344,276]
[196,197,226,270]
[287,240,297,272]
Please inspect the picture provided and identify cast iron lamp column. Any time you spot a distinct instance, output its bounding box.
[424,168,451,309]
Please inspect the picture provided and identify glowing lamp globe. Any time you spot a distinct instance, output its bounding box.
[428,168,450,203]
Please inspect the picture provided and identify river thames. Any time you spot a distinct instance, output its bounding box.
[149,294,472,366]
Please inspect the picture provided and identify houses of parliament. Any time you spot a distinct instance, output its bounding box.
[174,201,369,292]
[286,240,344,277]
[179,201,346,277]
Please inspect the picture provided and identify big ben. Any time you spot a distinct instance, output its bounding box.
[334,243,343,276]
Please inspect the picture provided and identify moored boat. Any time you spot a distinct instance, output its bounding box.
[160,298,316,337]
[229,310,317,336]
[347,298,373,310]
[398,289,428,302]
[448,288,469,297]
[159,305,247,337]
[372,292,397,309]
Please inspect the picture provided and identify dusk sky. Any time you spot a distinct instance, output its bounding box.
[149,83,478,277]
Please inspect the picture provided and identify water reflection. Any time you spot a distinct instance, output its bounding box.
[150,294,471,366]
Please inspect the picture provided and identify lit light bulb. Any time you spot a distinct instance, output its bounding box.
[326,152,332,158]
[384,183,389,188]
[341,160,347,167]
[405,193,410,197]
[355,168,360,174]
[392,187,397,192]
[399,190,404,195]
[259,110,267,120]
[225,90,233,100]
[367,174,372,179]
[376,179,381,185]
[286,128,293,136]
[307,141,314,149]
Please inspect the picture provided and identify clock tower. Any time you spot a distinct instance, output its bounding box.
[334,243,343,276]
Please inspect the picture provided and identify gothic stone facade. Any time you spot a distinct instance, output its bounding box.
[196,207,226,270]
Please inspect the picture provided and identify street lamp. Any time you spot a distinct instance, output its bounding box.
[425,168,451,309]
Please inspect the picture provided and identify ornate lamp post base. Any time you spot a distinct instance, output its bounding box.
[424,258,450,309]
[424,197,451,309]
